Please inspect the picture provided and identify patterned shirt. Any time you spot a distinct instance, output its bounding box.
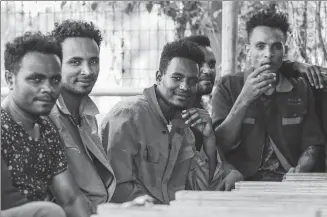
[1,109,68,201]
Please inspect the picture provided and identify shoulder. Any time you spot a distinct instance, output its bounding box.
[102,95,150,125]
[216,73,244,90]
[288,76,310,92]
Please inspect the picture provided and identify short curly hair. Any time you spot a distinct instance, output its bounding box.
[246,10,290,40]
[159,40,205,75]
[4,31,62,74]
[50,19,102,47]
[184,35,211,47]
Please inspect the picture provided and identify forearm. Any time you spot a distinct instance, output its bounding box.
[296,145,321,172]
[62,194,90,217]
[203,134,218,182]
[214,95,250,153]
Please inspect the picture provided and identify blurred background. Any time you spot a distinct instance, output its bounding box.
[1,1,327,121]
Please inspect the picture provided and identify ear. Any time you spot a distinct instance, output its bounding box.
[156,70,163,83]
[244,44,251,64]
[5,70,15,90]
[284,45,289,57]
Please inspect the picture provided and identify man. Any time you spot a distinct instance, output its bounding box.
[48,20,116,213]
[1,32,89,217]
[183,35,216,152]
[212,10,325,181]
[2,158,66,217]
[184,35,324,153]
[282,64,327,172]
[101,40,243,205]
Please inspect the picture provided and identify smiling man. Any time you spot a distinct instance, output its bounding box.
[101,40,243,205]
[1,32,89,217]
[48,20,116,213]
[212,10,325,181]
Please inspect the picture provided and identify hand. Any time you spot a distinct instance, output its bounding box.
[222,169,244,191]
[295,63,325,89]
[181,108,213,138]
[121,195,155,207]
[240,65,276,104]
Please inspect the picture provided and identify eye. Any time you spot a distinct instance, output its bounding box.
[90,59,99,65]
[30,76,43,84]
[208,62,216,69]
[189,79,198,85]
[256,44,265,50]
[69,59,81,66]
[273,43,283,50]
[52,77,61,85]
[172,77,182,81]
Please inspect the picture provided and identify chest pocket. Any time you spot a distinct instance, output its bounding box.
[178,146,195,163]
[144,146,161,163]
[280,100,307,126]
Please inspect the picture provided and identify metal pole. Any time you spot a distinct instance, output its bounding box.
[221,1,239,77]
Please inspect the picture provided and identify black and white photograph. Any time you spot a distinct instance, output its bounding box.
[1,1,327,217]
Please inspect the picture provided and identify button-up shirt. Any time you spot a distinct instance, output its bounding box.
[1,109,68,202]
[101,85,232,204]
[49,95,116,213]
[212,71,325,178]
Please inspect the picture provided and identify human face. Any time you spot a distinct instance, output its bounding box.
[198,46,216,95]
[6,52,62,116]
[248,26,287,76]
[157,57,199,109]
[61,37,100,96]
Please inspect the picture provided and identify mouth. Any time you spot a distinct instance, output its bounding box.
[261,62,274,67]
[37,98,55,104]
[175,93,192,100]
[199,79,213,85]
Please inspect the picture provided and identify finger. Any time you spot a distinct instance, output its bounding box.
[190,118,203,127]
[313,66,324,89]
[259,84,274,94]
[249,65,271,78]
[294,166,301,173]
[181,108,198,118]
[288,167,296,173]
[184,112,200,125]
[310,67,320,89]
[225,183,233,191]
[253,73,276,84]
[306,69,315,87]
[255,80,273,89]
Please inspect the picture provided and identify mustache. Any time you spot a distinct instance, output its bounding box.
[174,91,192,97]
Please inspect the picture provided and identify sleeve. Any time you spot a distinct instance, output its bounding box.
[186,150,232,191]
[100,108,149,203]
[1,157,29,210]
[280,60,300,78]
[48,123,68,176]
[211,77,234,129]
[301,80,326,150]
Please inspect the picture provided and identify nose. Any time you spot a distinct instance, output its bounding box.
[264,46,274,59]
[179,80,190,91]
[40,81,54,94]
[81,62,93,76]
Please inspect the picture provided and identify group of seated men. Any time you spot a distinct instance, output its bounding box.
[1,9,327,217]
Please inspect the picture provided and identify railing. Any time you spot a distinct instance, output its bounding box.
[1,87,144,97]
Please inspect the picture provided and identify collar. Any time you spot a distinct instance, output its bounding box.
[143,85,169,125]
[276,72,294,93]
[56,94,99,116]
[2,97,38,126]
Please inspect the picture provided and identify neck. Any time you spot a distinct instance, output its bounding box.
[155,87,180,122]
[61,89,83,117]
[193,93,203,109]
[2,95,38,130]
